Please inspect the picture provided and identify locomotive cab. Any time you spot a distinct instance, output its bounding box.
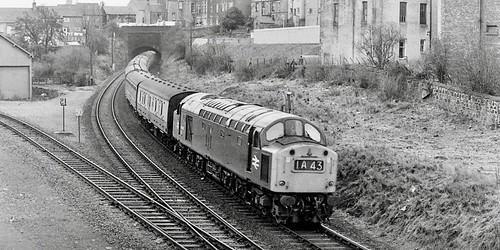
[255,118,338,223]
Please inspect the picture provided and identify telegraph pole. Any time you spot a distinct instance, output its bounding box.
[111,32,115,71]
[190,9,194,70]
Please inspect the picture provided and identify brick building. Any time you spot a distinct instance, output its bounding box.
[436,0,500,56]
[320,0,432,64]
[251,0,319,28]
[320,0,500,65]
[176,0,251,28]
[53,1,104,44]
[0,6,35,36]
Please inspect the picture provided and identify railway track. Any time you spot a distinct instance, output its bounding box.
[111,77,373,249]
[95,73,264,249]
[0,72,374,249]
[0,112,220,249]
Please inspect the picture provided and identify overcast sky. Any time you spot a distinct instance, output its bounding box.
[0,0,129,8]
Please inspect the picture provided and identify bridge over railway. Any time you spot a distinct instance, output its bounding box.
[121,25,173,59]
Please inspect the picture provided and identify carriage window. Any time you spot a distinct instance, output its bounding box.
[220,117,228,125]
[242,124,250,132]
[305,123,321,142]
[285,120,303,136]
[266,122,284,141]
[217,116,224,124]
[236,123,244,131]
[229,120,237,128]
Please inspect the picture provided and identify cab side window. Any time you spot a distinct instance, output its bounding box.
[253,131,260,148]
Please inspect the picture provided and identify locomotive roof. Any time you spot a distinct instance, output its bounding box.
[137,72,194,98]
[181,93,301,131]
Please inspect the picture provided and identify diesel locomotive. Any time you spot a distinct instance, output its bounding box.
[124,51,338,224]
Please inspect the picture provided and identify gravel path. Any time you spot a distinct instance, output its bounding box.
[0,128,116,249]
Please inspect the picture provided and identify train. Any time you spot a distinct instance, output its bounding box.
[124,51,338,224]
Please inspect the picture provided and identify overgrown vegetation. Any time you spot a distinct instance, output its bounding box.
[335,148,499,249]
[424,39,449,83]
[161,27,189,60]
[234,59,297,81]
[187,44,233,75]
[454,46,500,95]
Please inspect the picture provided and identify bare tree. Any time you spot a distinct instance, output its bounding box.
[13,6,63,58]
[357,23,402,68]
[79,3,107,84]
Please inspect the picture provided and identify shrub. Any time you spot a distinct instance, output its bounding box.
[329,65,354,86]
[425,39,449,83]
[275,62,295,79]
[305,65,330,82]
[53,46,90,86]
[234,63,256,82]
[354,66,379,89]
[188,44,233,75]
[162,27,188,60]
[454,47,500,96]
[377,73,408,101]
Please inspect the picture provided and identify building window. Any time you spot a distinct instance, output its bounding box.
[179,1,183,9]
[420,3,427,25]
[333,3,339,26]
[420,39,425,53]
[64,17,70,22]
[400,2,407,23]
[362,1,368,25]
[486,25,499,36]
[399,39,406,58]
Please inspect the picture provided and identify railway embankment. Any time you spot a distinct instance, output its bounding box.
[161,57,500,250]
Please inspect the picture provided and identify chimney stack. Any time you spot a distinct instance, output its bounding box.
[32,0,36,10]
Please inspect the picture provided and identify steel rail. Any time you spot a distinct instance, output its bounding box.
[95,72,229,249]
[110,76,264,250]
[0,112,204,249]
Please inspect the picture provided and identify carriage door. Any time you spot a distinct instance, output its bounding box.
[247,127,261,173]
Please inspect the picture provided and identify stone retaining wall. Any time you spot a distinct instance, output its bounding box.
[429,82,500,127]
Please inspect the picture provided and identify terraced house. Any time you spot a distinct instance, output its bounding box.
[175,0,251,28]
[320,0,500,64]
[251,0,320,28]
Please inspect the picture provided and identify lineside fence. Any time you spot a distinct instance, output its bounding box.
[33,77,62,85]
